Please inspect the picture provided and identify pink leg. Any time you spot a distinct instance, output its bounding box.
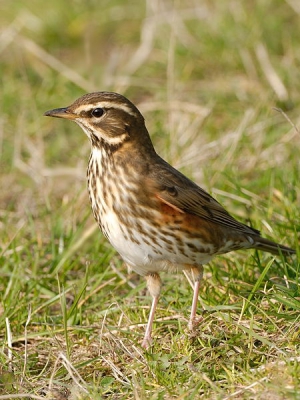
[187,266,203,331]
[142,294,159,348]
[142,273,162,349]
[188,280,201,330]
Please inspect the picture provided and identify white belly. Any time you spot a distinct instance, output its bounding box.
[101,209,213,276]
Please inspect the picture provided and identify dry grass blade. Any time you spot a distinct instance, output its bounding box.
[21,305,32,384]
[49,352,89,394]
[101,356,131,385]
[273,107,300,134]
[285,0,300,14]
[20,36,94,92]
[0,10,40,54]
[224,377,268,400]
[123,0,157,75]
[5,318,13,372]
[255,43,288,101]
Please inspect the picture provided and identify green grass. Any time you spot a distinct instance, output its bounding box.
[0,0,299,398]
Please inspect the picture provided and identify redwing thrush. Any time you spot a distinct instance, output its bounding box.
[45,92,295,348]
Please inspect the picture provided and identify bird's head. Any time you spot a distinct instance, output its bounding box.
[44,92,152,151]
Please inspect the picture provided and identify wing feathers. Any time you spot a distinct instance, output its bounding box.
[150,160,260,236]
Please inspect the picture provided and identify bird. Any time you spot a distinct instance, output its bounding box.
[44,92,295,348]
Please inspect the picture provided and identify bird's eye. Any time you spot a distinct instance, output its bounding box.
[91,108,104,118]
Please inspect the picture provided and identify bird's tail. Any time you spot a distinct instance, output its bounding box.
[253,236,296,256]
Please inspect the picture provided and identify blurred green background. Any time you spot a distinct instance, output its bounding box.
[0,0,299,398]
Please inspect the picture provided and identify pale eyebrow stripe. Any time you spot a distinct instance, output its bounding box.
[75,102,139,117]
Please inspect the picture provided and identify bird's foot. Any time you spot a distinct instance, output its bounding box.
[188,315,203,331]
[141,334,152,349]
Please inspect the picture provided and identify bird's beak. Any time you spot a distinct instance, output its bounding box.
[44,107,77,120]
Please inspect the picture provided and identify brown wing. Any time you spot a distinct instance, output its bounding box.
[149,157,260,236]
